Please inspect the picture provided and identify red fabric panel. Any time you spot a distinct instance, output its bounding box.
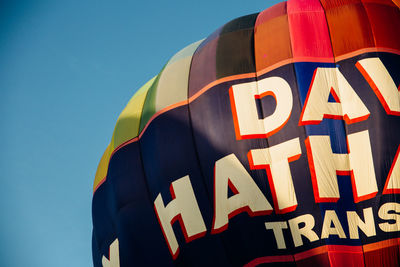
[327,251,365,267]
[287,0,334,62]
[295,252,330,267]
[363,239,400,267]
[362,0,400,51]
[362,0,396,6]
[254,2,293,73]
[319,0,375,58]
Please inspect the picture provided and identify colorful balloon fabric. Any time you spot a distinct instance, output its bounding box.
[92,0,400,266]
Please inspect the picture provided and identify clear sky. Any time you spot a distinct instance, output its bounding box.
[0,0,281,266]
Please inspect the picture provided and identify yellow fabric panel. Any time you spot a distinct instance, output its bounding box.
[110,77,156,151]
[93,77,156,192]
[93,144,112,191]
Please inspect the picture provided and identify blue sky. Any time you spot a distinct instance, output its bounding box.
[0,0,281,266]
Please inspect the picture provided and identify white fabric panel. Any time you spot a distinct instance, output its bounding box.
[155,41,202,112]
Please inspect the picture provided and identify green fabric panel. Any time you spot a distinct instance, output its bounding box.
[111,77,156,150]
[139,66,165,132]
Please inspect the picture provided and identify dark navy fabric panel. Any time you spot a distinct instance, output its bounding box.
[189,34,218,98]
[92,230,101,267]
[338,52,400,244]
[139,105,230,266]
[188,68,319,265]
[106,142,149,211]
[92,52,400,266]
[92,141,173,266]
[116,203,174,266]
[189,76,275,265]
[109,141,174,265]
[92,182,116,266]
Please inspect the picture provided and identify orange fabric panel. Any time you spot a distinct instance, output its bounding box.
[362,1,400,51]
[320,0,360,9]
[363,0,396,6]
[320,0,375,57]
[254,2,292,73]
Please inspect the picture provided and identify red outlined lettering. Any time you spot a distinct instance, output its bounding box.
[154,176,207,259]
[299,67,370,126]
[248,151,299,214]
[212,155,273,234]
[305,137,339,203]
[356,60,400,116]
[383,145,400,195]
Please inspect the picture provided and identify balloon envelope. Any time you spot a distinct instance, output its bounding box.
[93,0,400,266]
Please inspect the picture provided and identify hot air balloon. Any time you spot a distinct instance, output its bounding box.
[92,0,400,266]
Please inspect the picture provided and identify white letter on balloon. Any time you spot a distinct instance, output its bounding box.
[229,77,293,139]
[356,57,400,116]
[248,138,302,213]
[299,67,370,125]
[154,176,207,259]
[212,154,273,233]
[305,130,378,203]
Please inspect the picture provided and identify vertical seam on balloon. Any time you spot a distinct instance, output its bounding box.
[186,52,214,210]
[357,2,379,263]
[286,0,312,208]
[317,0,336,59]
[286,0,308,144]
[356,3,376,262]
[138,67,164,134]
[135,77,156,139]
[123,76,153,214]
[186,29,234,266]
[319,0,367,256]
[131,80,158,260]
[347,2,375,260]
[186,38,213,207]
[303,0,342,255]
[253,9,270,146]
[252,9,274,227]
[251,10,268,142]
[285,1,311,263]
[360,0,378,50]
